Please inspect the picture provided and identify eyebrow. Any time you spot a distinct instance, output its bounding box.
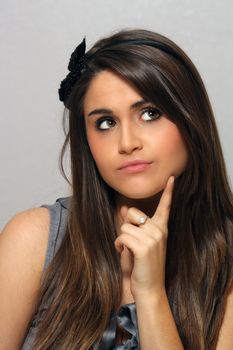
[87,99,149,117]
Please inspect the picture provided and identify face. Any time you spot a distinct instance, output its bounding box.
[83,70,188,200]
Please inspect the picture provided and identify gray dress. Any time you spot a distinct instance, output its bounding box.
[21,197,140,349]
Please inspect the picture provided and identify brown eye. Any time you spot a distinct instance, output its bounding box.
[96,118,116,130]
[141,107,162,121]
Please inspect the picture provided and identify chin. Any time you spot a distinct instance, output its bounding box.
[118,187,164,200]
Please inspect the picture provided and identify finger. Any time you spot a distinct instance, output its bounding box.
[123,207,149,226]
[152,176,175,228]
[120,205,129,223]
[114,232,140,255]
[115,222,142,253]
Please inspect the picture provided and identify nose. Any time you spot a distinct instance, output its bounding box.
[118,123,143,154]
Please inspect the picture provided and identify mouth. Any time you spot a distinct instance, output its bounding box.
[118,160,152,174]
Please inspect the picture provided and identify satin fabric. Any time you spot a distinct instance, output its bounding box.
[96,303,140,350]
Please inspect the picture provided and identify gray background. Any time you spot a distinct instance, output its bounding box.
[0,0,232,229]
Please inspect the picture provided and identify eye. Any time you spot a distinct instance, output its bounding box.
[141,106,162,121]
[95,118,116,130]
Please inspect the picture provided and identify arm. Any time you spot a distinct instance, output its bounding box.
[0,208,49,350]
[115,176,184,349]
[135,291,183,350]
[216,284,233,349]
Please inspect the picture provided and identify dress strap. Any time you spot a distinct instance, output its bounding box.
[40,197,70,271]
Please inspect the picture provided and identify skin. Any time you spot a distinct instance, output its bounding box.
[84,70,188,207]
[0,208,50,349]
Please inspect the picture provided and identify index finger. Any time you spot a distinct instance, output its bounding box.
[152,175,175,228]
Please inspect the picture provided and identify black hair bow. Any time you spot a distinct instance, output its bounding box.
[58,37,86,104]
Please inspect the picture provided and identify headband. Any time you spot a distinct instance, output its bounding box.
[58,37,181,105]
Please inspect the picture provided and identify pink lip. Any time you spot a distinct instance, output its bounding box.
[118,160,152,173]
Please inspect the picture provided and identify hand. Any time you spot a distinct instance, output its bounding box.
[114,176,175,299]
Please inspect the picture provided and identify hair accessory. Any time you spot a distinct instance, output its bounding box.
[138,215,148,225]
[58,37,87,104]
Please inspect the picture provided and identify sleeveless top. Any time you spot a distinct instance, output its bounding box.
[21,197,140,350]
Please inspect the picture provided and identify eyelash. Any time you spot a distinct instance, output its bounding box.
[141,106,162,121]
[95,106,162,131]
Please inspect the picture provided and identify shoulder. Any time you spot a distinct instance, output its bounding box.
[1,206,50,235]
[0,195,71,265]
[0,207,50,349]
[0,207,50,271]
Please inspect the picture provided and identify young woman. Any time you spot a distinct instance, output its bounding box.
[0,28,233,350]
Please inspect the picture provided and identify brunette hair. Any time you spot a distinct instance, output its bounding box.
[32,29,233,349]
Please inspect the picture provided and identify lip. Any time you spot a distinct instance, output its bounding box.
[118,160,152,173]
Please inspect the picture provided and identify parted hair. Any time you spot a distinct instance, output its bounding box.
[32,29,233,350]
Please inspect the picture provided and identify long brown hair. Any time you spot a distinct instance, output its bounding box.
[32,29,233,349]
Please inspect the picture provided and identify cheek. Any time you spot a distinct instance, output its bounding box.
[156,125,188,170]
[166,130,186,155]
[86,131,112,169]
[87,134,101,162]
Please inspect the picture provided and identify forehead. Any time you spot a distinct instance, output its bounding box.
[83,70,143,113]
